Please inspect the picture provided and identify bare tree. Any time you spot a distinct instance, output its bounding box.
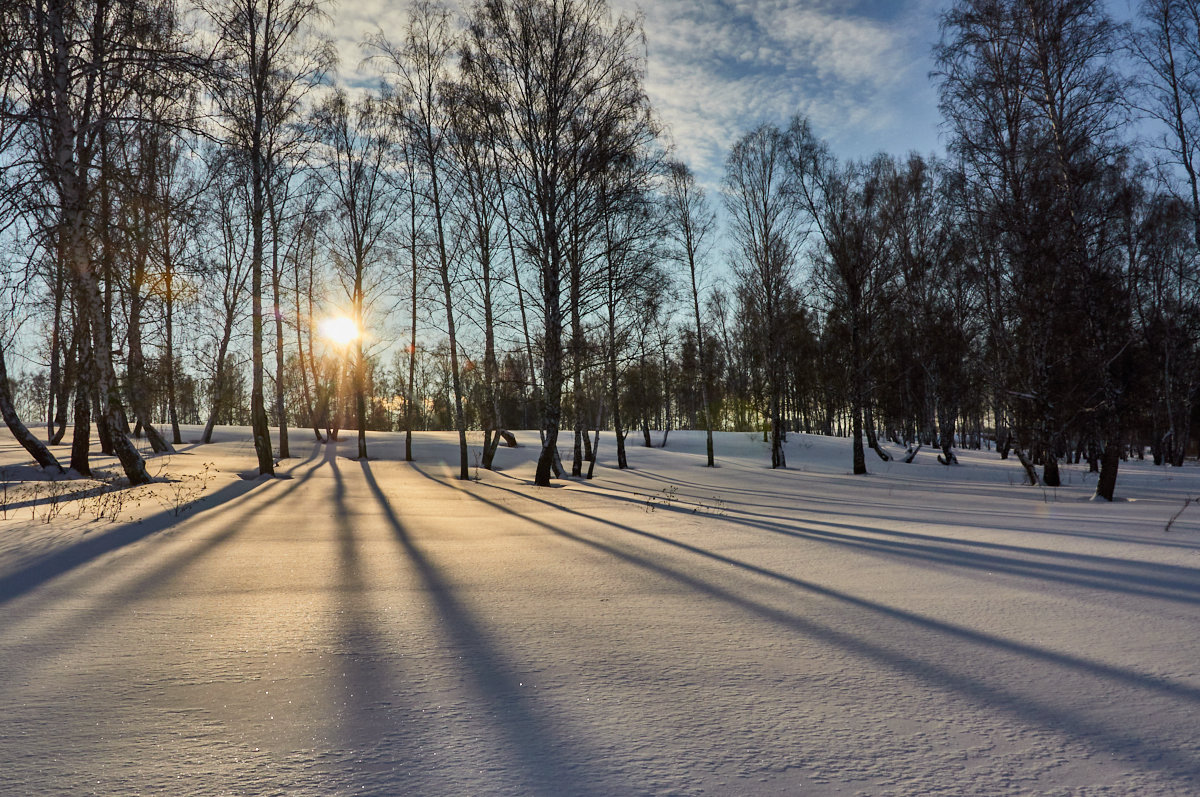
[463,0,657,485]
[202,0,331,475]
[936,0,1130,496]
[200,148,253,443]
[724,122,803,469]
[375,0,470,479]
[9,0,200,484]
[313,88,401,460]
[789,133,897,473]
[663,160,716,466]
[445,76,507,470]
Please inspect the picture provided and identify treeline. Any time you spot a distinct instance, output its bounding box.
[1,0,1199,499]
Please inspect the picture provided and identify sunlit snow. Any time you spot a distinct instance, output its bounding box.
[0,428,1197,795]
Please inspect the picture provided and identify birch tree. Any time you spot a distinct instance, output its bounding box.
[463,0,657,485]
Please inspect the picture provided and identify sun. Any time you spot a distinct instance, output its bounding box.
[319,316,360,346]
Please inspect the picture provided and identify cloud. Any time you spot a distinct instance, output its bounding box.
[625,0,944,188]
[321,0,945,190]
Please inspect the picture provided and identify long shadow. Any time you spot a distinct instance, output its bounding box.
[583,482,1200,605]
[475,477,1200,705]
[359,460,618,797]
[327,455,435,794]
[424,470,1200,784]
[0,444,325,607]
[604,470,1200,551]
[0,448,328,675]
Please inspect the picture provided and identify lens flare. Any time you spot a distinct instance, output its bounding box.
[319,316,360,346]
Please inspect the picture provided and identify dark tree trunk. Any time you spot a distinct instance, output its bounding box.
[202,303,237,445]
[51,330,75,446]
[0,347,65,473]
[126,269,173,455]
[938,407,957,465]
[355,333,367,460]
[1042,445,1061,487]
[608,309,627,469]
[271,209,290,460]
[770,389,785,468]
[70,318,93,476]
[1095,435,1120,501]
[292,247,323,444]
[1015,446,1040,486]
[47,252,65,442]
[163,233,182,446]
[852,404,867,475]
[535,266,564,486]
[865,402,890,462]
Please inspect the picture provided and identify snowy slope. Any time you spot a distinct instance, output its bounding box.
[0,427,1197,795]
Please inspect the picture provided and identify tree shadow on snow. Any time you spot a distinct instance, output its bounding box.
[0,445,327,661]
[359,460,620,797]
[575,482,1200,607]
[608,468,1200,552]
[416,470,1200,787]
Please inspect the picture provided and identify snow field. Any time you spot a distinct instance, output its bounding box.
[0,427,1198,795]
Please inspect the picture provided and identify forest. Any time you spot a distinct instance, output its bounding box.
[2,0,1200,500]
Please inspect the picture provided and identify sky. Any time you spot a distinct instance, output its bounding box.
[327,0,951,193]
[630,0,948,187]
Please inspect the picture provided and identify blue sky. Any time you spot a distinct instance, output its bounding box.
[630,0,948,189]
[329,0,1141,212]
[331,0,949,193]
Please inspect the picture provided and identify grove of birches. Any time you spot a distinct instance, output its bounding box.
[3,0,1200,499]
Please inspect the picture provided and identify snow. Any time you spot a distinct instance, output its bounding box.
[1,426,1198,795]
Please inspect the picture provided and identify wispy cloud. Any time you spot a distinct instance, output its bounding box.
[628,0,944,188]
[323,0,946,189]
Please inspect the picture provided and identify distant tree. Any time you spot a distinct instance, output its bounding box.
[376,0,470,479]
[936,0,1131,497]
[313,88,401,460]
[599,175,661,470]
[723,122,803,469]
[200,149,253,444]
[445,74,507,469]
[884,154,975,464]
[463,0,657,485]
[789,136,895,473]
[663,160,717,466]
[201,0,331,475]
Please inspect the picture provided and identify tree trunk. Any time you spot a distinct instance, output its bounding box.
[292,245,323,444]
[47,254,65,442]
[355,325,368,461]
[165,294,181,445]
[51,327,75,446]
[535,263,564,486]
[570,233,585,478]
[269,198,290,460]
[608,306,627,469]
[481,251,501,470]
[1042,445,1061,487]
[852,404,867,475]
[70,316,93,476]
[1015,446,1040,486]
[865,402,890,462]
[0,347,65,473]
[250,130,274,476]
[126,262,173,455]
[1095,437,1119,501]
[71,218,150,484]
[937,405,957,466]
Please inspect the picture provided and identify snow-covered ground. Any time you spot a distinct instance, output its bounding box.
[1,426,1198,795]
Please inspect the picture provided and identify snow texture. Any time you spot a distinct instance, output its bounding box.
[0,427,1198,796]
